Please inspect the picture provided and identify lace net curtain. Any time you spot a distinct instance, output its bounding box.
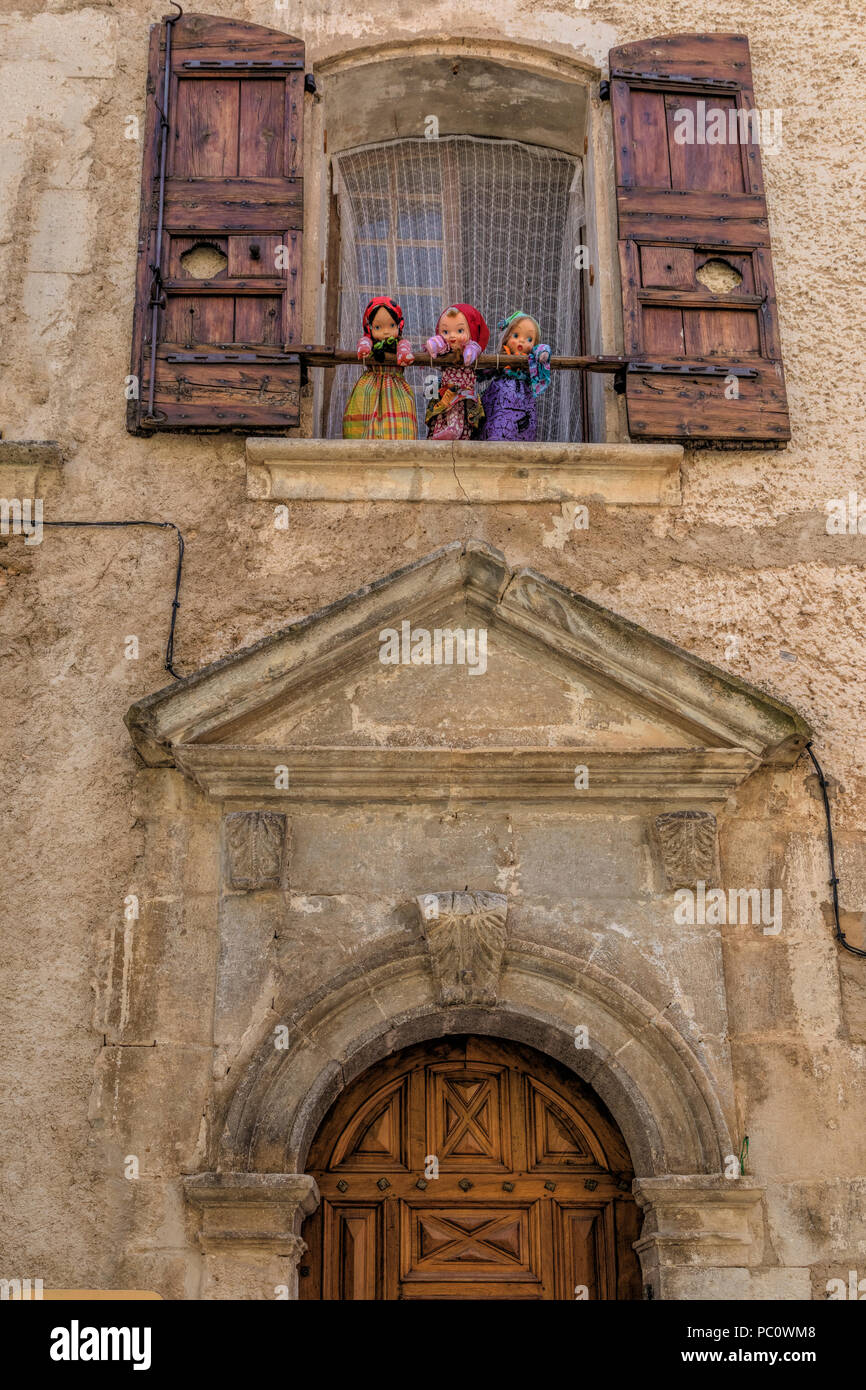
[326,136,584,441]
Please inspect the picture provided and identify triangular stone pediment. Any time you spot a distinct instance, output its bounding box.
[125,541,810,805]
[232,594,696,752]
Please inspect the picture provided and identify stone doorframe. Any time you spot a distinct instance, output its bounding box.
[183,936,767,1300]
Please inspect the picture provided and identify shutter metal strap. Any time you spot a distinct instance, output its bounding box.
[143,4,183,425]
[181,59,303,70]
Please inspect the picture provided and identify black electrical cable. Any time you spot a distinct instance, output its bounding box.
[803,741,866,958]
[41,520,185,679]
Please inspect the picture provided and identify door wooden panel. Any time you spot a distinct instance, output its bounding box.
[301,1036,642,1301]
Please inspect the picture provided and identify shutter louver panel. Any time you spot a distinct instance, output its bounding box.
[609,34,790,446]
[128,14,304,434]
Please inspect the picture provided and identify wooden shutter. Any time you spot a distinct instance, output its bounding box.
[128,14,303,434]
[609,34,789,446]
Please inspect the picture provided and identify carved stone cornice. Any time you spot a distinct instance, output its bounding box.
[633,1175,766,1294]
[184,1173,319,1254]
[417,890,508,1004]
[174,745,760,807]
[184,1173,319,1300]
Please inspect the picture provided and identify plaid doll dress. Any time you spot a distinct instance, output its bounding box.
[342,363,418,440]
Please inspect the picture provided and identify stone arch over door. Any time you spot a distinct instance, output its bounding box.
[300,1033,644,1300]
[215,943,734,1180]
[184,942,768,1300]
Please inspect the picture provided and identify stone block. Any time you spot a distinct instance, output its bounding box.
[273,894,408,1003]
[766,1179,866,1266]
[101,896,218,1046]
[729,1041,866,1176]
[513,814,652,899]
[215,893,281,1051]
[290,806,512,895]
[724,937,797,1034]
[91,1044,212,1177]
[135,814,221,899]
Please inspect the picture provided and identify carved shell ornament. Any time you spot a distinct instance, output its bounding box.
[416,891,508,1005]
[224,810,287,890]
[655,809,720,889]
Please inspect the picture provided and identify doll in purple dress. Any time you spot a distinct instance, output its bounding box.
[476,311,551,442]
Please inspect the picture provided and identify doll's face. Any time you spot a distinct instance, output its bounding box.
[369,306,398,340]
[505,318,537,353]
[440,311,471,349]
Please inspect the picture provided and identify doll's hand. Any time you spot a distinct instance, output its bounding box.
[535,344,551,364]
[425,333,449,356]
[462,339,481,366]
[356,335,373,359]
[396,337,415,365]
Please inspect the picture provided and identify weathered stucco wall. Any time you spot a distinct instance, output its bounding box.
[1,0,865,1299]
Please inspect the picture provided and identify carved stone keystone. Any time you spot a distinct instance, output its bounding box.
[417,891,508,1005]
[655,809,720,889]
[224,811,287,890]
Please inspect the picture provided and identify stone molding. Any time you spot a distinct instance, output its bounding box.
[656,809,721,888]
[184,1173,319,1299]
[184,1172,319,1240]
[633,1175,765,1298]
[0,440,64,496]
[175,745,760,806]
[245,438,683,506]
[417,890,508,1004]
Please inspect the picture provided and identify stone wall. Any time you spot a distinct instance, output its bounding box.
[1,0,865,1300]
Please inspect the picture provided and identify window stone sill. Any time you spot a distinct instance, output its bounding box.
[245,438,683,506]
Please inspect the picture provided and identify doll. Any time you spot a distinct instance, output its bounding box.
[342,296,417,439]
[424,303,489,440]
[475,310,551,442]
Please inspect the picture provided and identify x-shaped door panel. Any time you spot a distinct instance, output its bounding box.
[427,1063,511,1170]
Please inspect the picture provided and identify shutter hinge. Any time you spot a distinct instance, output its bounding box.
[599,80,611,101]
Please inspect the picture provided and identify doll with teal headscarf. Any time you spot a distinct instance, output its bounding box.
[475,311,551,441]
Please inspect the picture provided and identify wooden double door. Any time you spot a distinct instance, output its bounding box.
[300,1036,642,1300]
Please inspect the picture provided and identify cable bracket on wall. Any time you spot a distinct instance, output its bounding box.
[41,519,186,679]
[803,741,866,958]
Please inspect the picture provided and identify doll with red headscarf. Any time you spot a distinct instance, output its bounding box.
[342,296,417,439]
[424,303,489,440]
